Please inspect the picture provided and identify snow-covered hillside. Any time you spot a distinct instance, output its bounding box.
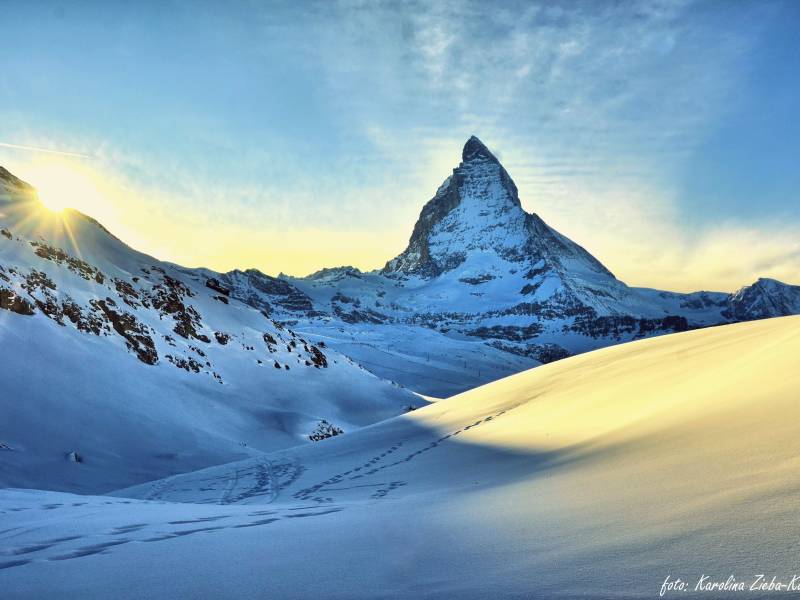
[0,167,419,493]
[216,137,800,396]
[3,316,799,598]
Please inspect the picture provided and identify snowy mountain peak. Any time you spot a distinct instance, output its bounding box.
[382,135,620,294]
[462,135,498,163]
[382,136,526,277]
[725,277,800,320]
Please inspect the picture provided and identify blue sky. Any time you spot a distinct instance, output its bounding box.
[0,0,798,290]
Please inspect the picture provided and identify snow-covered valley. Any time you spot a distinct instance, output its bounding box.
[3,316,800,598]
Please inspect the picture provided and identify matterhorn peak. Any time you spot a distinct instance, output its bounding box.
[382,135,620,283]
[462,135,499,163]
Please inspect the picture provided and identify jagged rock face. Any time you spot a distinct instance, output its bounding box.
[725,278,800,320]
[377,136,631,326]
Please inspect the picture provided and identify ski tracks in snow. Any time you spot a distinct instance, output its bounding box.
[292,403,521,504]
[134,456,298,506]
[0,403,521,573]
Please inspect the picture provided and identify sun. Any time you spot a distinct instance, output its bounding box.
[39,192,69,213]
[27,160,107,214]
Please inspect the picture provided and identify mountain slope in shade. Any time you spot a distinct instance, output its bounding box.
[3,316,800,598]
[220,136,800,396]
[0,173,419,493]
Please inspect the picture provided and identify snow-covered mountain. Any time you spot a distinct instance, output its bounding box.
[0,167,418,493]
[4,316,800,598]
[2,136,798,490]
[724,277,800,320]
[216,137,800,396]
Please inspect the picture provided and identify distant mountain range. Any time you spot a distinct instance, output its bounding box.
[1,138,798,491]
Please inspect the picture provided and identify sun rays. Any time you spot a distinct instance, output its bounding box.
[22,160,107,215]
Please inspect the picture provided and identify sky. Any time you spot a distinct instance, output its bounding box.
[0,0,798,291]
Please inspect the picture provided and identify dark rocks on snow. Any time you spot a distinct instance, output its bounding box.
[114,278,142,308]
[567,313,690,340]
[459,274,496,285]
[165,354,203,373]
[308,420,343,442]
[30,241,104,282]
[332,304,388,324]
[308,344,328,368]
[467,323,544,342]
[149,275,210,343]
[24,269,57,292]
[489,341,572,364]
[0,287,35,315]
[62,299,106,335]
[205,277,231,297]
[94,299,158,365]
[65,451,83,463]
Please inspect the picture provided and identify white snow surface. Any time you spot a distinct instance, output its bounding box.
[3,316,800,598]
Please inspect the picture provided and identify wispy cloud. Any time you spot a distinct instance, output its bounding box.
[0,141,92,159]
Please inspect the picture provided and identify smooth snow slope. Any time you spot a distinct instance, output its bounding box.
[3,316,800,598]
